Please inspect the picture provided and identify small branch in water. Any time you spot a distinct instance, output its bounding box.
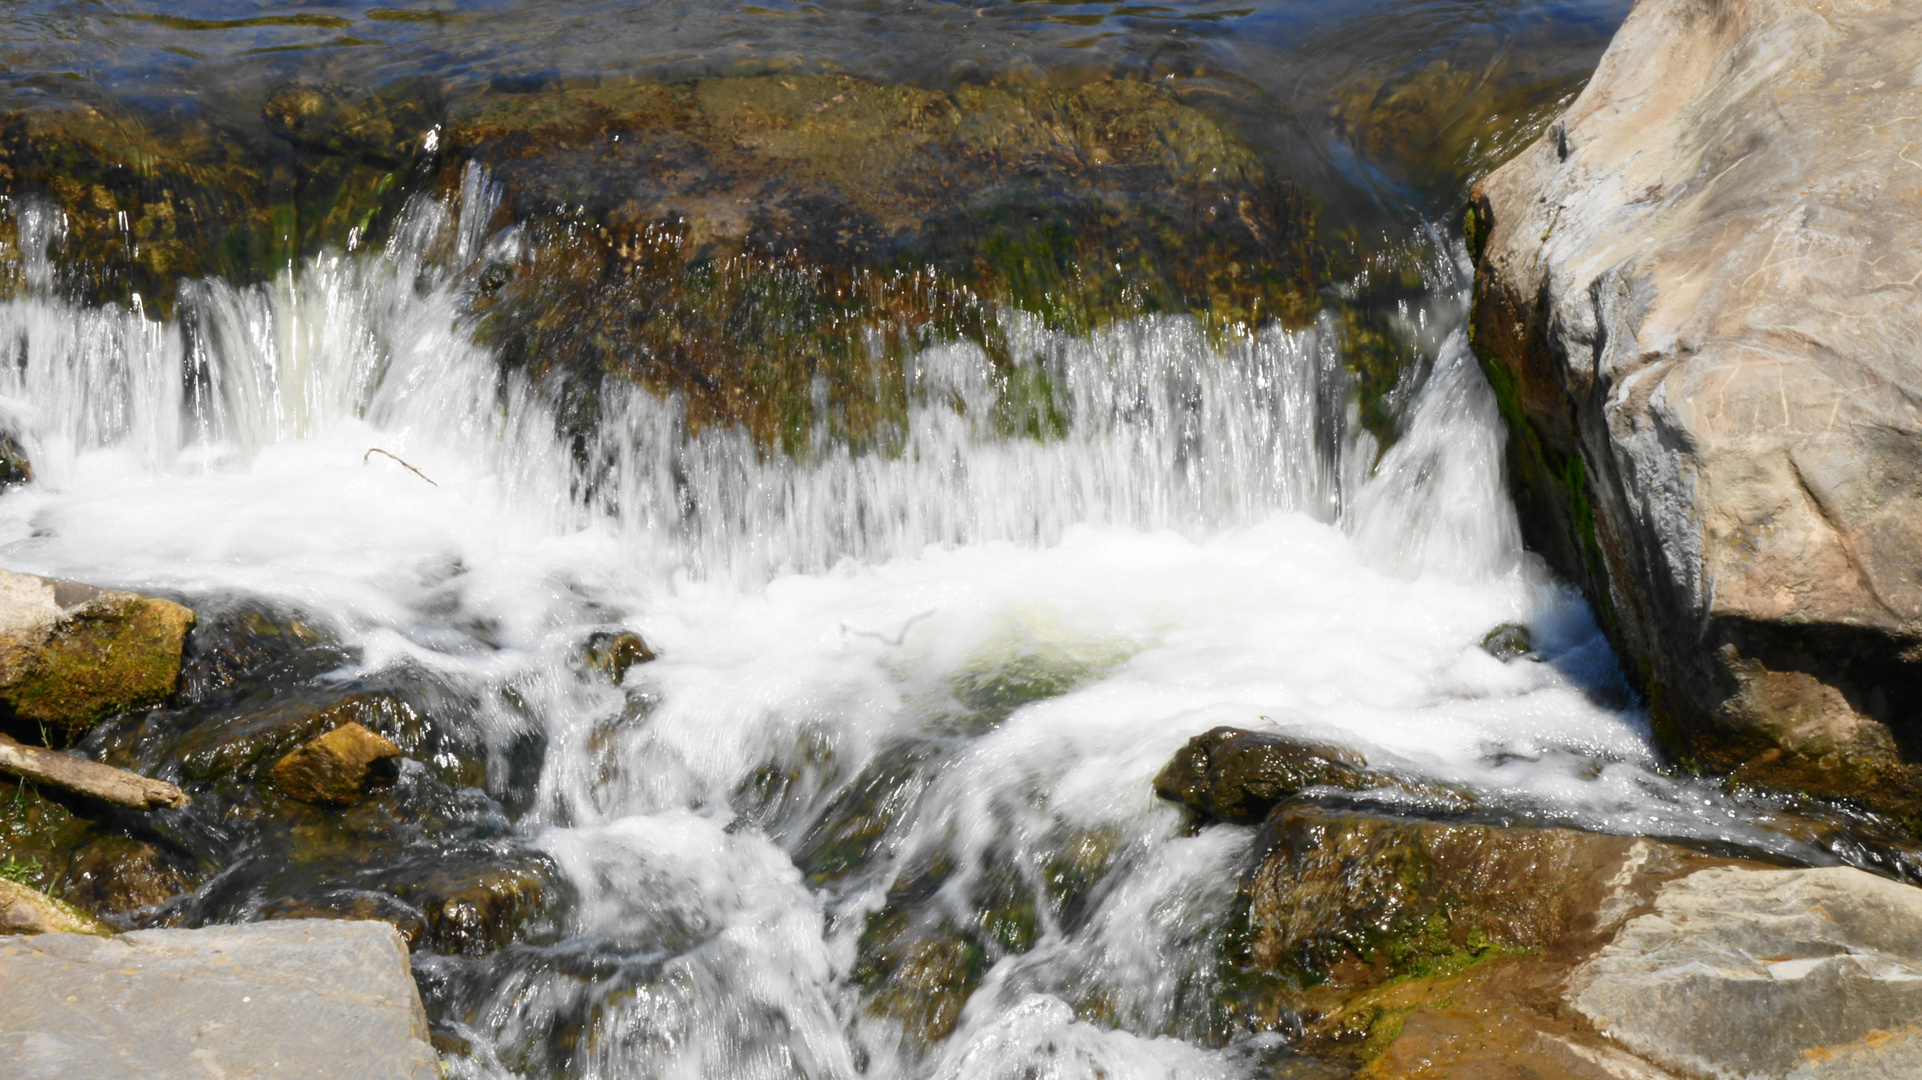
[841,610,936,647]
[364,448,439,487]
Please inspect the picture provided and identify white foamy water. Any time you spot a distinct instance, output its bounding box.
[0,185,1842,1079]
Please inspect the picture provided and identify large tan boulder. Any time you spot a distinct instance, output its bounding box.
[1469,0,1922,815]
[0,569,194,742]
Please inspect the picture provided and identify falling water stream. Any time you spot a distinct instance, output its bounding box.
[0,1,1895,1076]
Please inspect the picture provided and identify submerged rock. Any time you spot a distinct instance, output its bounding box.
[0,877,115,936]
[0,920,439,1079]
[59,836,199,922]
[1572,866,1922,1080]
[0,569,194,743]
[1479,623,1532,662]
[270,721,401,804]
[1469,0,1922,817]
[583,630,655,685]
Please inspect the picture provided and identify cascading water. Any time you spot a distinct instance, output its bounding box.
[0,170,1875,1080]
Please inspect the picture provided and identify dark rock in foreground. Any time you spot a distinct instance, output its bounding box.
[1469,0,1922,817]
[0,919,439,1079]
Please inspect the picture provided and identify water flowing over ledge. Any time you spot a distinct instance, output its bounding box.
[0,174,1876,1079]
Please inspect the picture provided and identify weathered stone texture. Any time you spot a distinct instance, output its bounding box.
[0,919,439,1079]
[1573,866,1922,1080]
[1469,0,1922,813]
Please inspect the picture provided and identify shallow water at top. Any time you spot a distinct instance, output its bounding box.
[1,0,1627,219]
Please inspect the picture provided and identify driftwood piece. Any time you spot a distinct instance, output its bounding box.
[0,733,187,810]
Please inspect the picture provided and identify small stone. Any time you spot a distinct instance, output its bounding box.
[0,878,115,936]
[584,630,655,685]
[1480,623,1533,661]
[269,722,401,804]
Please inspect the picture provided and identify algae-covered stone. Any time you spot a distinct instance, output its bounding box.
[270,721,401,804]
[0,569,194,743]
[1156,727,1374,824]
[0,80,432,314]
[0,876,114,936]
[1227,807,1753,1065]
[1479,623,1533,662]
[1153,727,1461,824]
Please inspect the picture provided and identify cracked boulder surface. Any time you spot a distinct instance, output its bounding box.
[1468,0,1922,820]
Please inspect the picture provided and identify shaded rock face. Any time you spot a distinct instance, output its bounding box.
[0,569,194,743]
[1572,866,1922,1080]
[0,920,440,1079]
[1468,0,1922,817]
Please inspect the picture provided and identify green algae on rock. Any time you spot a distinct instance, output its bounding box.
[0,875,117,936]
[1223,808,1759,1068]
[0,569,195,744]
[0,80,433,316]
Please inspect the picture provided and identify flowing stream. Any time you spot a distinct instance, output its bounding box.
[0,1,1891,1076]
[0,174,1875,1078]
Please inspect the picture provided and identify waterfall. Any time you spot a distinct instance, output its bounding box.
[0,174,1817,1080]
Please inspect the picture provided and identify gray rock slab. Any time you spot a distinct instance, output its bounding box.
[1571,866,1922,1080]
[0,919,439,1080]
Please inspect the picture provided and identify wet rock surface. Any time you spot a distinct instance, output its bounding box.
[1155,726,1462,824]
[0,569,194,743]
[270,721,401,804]
[1469,0,1922,817]
[0,919,439,1079]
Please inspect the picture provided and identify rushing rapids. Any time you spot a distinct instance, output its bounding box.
[0,166,1889,1078]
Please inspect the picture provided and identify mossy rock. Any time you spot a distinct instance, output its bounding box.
[0,774,99,893]
[0,875,115,935]
[1220,808,1761,1062]
[0,570,195,744]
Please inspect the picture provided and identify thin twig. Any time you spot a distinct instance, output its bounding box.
[364,448,439,487]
